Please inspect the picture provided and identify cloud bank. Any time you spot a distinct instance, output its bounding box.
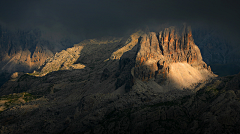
[0,0,239,41]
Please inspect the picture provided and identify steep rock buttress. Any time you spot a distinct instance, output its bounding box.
[117,26,215,91]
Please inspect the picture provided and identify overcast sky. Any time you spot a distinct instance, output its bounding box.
[0,0,239,41]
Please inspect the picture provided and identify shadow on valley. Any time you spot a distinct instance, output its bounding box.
[0,72,10,88]
[0,36,133,97]
[209,63,240,77]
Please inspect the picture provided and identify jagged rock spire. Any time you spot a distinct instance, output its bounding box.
[134,26,211,82]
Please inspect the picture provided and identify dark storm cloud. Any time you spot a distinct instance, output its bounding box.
[0,0,239,40]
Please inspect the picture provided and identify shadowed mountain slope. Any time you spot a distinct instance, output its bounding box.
[0,26,76,87]
[0,26,239,134]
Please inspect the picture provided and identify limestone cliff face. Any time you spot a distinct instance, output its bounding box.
[1,46,53,73]
[0,28,49,73]
[0,26,74,74]
[134,26,212,82]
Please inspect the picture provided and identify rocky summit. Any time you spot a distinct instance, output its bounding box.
[0,26,239,134]
[133,26,214,89]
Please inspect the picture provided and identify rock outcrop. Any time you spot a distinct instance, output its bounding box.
[0,26,76,87]
[1,46,53,73]
[32,46,85,76]
[132,26,214,89]
[0,27,53,73]
[0,25,239,134]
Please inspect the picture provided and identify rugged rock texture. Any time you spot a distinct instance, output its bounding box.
[112,26,215,93]
[0,26,239,134]
[110,30,144,60]
[132,26,214,90]
[135,27,208,79]
[33,46,85,76]
[0,26,75,87]
[1,45,53,73]
[0,36,130,96]
[0,70,239,134]
[0,27,53,73]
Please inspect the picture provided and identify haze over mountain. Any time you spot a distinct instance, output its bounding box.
[0,0,239,39]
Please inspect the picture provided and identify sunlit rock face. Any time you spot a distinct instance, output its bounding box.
[1,46,53,73]
[1,25,239,134]
[133,26,215,89]
[0,26,75,74]
[0,26,77,87]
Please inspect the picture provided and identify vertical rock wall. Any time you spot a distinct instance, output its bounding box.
[134,26,212,82]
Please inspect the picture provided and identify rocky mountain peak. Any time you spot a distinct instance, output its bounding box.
[132,26,214,89]
[1,25,240,134]
[21,26,215,91]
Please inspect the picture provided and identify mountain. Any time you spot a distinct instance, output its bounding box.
[0,25,76,87]
[192,28,240,76]
[0,26,240,134]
